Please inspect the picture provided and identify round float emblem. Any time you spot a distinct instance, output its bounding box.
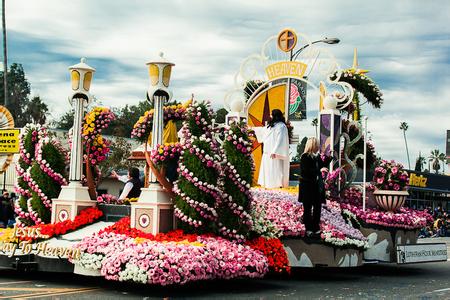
[58,209,69,222]
[277,29,297,52]
[139,214,151,228]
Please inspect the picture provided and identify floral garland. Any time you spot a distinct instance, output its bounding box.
[331,69,383,109]
[82,107,115,143]
[82,107,115,165]
[174,100,221,230]
[216,123,254,241]
[150,142,183,168]
[14,124,47,225]
[20,138,69,224]
[131,100,191,142]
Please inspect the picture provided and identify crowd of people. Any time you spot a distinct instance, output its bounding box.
[0,190,16,228]
[419,206,450,238]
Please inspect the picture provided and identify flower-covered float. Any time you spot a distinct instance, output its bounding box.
[0,28,443,288]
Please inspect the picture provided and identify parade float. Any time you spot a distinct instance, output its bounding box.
[0,29,446,286]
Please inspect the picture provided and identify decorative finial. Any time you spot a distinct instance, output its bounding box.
[352,48,358,70]
[81,57,86,63]
[159,52,164,58]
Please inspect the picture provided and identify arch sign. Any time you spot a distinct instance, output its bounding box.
[224,28,353,185]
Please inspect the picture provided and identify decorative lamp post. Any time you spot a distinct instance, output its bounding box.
[319,93,342,173]
[51,58,97,224]
[131,53,176,234]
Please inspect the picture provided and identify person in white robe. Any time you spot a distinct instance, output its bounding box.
[254,109,290,188]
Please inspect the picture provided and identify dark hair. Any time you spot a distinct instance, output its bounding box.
[268,109,286,128]
[128,167,140,180]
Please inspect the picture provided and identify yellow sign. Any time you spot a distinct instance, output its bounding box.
[0,129,19,153]
[277,29,297,52]
[265,61,308,81]
[409,173,428,188]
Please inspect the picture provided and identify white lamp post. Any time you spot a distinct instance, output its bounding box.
[51,58,97,223]
[131,53,176,234]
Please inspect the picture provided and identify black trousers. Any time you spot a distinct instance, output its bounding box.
[303,201,322,232]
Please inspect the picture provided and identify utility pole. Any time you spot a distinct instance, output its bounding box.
[2,0,7,108]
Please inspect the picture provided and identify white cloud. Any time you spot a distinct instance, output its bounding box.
[5,0,450,164]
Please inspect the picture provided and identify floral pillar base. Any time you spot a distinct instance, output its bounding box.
[51,182,96,223]
[130,183,175,234]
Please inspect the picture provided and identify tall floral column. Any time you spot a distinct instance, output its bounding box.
[51,58,97,223]
[131,53,176,234]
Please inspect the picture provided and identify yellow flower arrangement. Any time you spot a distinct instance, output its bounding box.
[0,228,18,243]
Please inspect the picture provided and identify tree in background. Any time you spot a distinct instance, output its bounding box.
[214,108,228,124]
[0,63,30,126]
[429,149,446,174]
[53,110,74,130]
[292,137,307,163]
[99,136,141,177]
[25,96,49,124]
[414,152,426,172]
[399,122,411,169]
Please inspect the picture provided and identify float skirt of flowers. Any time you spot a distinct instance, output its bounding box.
[71,220,269,286]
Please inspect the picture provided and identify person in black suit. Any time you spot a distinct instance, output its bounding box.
[298,137,331,237]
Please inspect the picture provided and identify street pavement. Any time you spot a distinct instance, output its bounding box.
[0,238,449,299]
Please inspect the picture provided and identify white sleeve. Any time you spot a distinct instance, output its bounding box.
[117,175,128,183]
[119,182,133,199]
[272,125,289,159]
[252,127,267,143]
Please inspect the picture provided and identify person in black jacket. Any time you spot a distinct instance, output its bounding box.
[112,167,142,199]
[298,137,331,237]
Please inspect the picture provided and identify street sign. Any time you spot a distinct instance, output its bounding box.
[397,243,447,264]
[0,129,20,153]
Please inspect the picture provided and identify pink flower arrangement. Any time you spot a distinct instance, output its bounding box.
[72,231,268,285]
[250,188,368,249]
[339,187,432,229]
[373,159,409,191]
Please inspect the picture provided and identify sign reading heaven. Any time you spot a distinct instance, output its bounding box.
[265,61,308,81]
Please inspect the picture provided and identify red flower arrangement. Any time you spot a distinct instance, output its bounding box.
[19,207,103,242]
[99,217,199,242]
[246,237,290,274]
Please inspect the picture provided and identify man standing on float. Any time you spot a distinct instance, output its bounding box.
[255,109,290,188]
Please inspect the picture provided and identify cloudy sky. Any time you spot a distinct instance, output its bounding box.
[5,0,450,168]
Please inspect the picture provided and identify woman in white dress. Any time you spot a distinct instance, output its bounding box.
[256,109,290,189]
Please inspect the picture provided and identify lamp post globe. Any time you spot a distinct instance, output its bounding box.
[146,52,175,104]
[69,57,96,103]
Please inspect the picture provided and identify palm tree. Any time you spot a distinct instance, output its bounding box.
[429,149,445,174]
[2,0,7,108]
[25,96,48,124]
[399,122,411,169]
[311,118,318,138]
[414,152,426,172]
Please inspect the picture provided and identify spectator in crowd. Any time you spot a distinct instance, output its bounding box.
[0,191,15,228]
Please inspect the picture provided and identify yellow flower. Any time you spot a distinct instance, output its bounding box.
[0,228,18,243]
